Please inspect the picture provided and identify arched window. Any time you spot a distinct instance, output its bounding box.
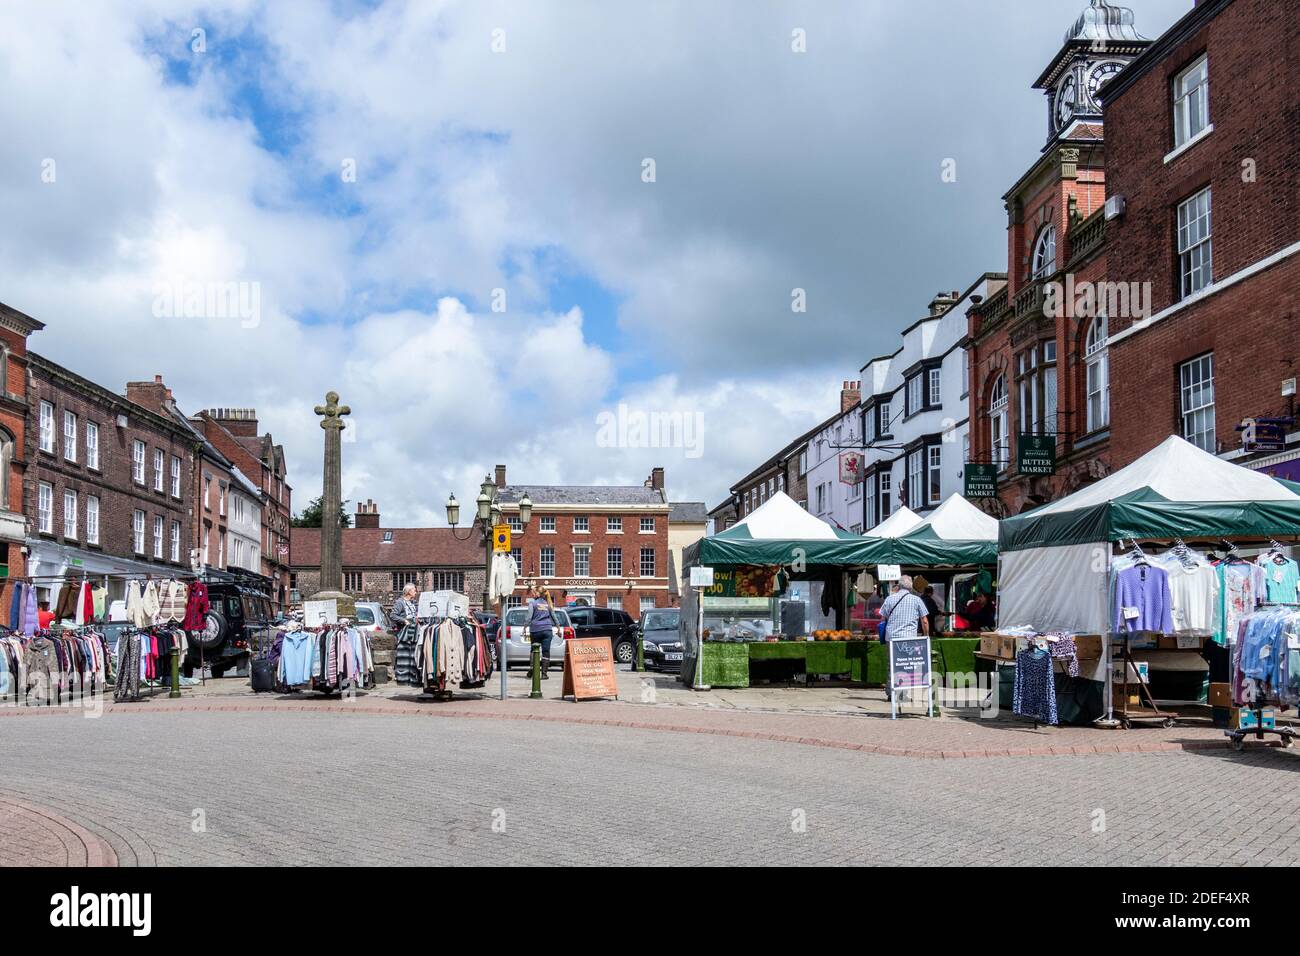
[1085,315,1109,432]
[1032,224,1058,280]
[989,375,1009,471]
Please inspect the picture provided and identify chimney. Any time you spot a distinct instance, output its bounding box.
[355,498,380,529]
[495,464,507,489]
[202,407,260,437]
[647,467,665,491]
[125,375,172,414]
[928,291,959,316]
[840,380,861,413]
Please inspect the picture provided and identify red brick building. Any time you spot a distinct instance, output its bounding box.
[1100,0,1300,473]
[495,464,672,616]
[967,1,1152,515]
[0,303,44,600]
[194,409,293,608]
[23,353,195,605]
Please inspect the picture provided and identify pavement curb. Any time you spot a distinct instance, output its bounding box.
[0,696,1264,760]
[0,796,118,867]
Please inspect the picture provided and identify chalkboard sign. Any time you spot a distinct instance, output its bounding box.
[888,636,933,719]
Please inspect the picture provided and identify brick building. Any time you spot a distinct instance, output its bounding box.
[23,354,194,605]
[713,417,827,530]
[194,409,292,607]
[289,499,484,608]
[0,303,44,603]
[1100,0,1300,473]
[966,1,1152,516]
[495,464,672,615]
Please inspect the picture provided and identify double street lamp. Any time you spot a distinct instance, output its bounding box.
[447,477,531,701]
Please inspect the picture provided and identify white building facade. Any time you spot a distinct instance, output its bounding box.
[227,467,263,573]
[860,277,1002,529]
[805,383,866,534]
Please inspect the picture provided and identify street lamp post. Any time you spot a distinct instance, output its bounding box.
[447,478,531,702]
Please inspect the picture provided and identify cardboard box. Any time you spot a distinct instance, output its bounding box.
[1208,682,1231,708]
[979,634,1000,658]
[1231,707,1276,731]
[1112,660,1149,684]
[1158,633,1206,650]
[998,635,1018,660]
[1074,635,1103,660]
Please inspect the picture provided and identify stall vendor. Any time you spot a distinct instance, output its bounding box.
[962,592,996,630]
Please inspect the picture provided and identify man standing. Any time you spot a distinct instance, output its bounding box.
[879,575,929,700]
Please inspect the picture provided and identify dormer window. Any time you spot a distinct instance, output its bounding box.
[382,531,394,543]
[1032,224,1057,281]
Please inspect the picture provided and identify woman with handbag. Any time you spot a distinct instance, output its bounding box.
[525,584,558,680]
[390,584,420,684]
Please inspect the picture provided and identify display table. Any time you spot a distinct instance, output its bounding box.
[685,637,980,689]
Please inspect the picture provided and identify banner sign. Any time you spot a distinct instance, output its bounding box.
[1017,434,1057,475]
[838,451,864,485]
[703,566,776,598]
[964,463,998,499]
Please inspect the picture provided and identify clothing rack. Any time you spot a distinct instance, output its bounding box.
[1225,602,1300,750]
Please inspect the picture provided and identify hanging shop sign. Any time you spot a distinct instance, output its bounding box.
[689,566,715,588]
[889,635,933,720]
[838,451,864,485]
[492,524,512,553]
[561,637,620,701]
[1238,417,1293,453]
[877,564,902,582]
[703,566,777,598]
[964,463,999,499]
[1017,435,1057,475]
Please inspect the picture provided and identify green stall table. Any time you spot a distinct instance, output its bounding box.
[686,637,980,689]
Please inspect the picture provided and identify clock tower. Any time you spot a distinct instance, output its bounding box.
[1032,0,1151,149]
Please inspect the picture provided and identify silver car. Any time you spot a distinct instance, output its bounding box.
[350,602,392,637]
[501,607,573,669]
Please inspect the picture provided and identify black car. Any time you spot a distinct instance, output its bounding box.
[185,568,277,678]
[565,605,639,664]
[640,608,683,671]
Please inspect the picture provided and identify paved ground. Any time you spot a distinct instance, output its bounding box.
[3,702,1300,866]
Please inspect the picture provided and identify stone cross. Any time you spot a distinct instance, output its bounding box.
[314,391,350,593]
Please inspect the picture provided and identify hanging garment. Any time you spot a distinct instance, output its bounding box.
[22,584,38,637]
[489,552,519,603]
[23,637,59,705]
[1047,633,1079,678]
[8,582,22,631]
[1257,556,1300,605]
[92,585,106,621]
[1217,561,1265,645]
[436,618,466,687]
[158,580,187,623]
[1013,647,1057,724]
[126,581,145,627]
[394,621,421,685]
[114,633,142,701]
[278,629,315,685]
[1160,558,1220,635]
[53,582,79,623]
[1113,564,1174,635]
[142,580,161,624]
[182,582,211,631]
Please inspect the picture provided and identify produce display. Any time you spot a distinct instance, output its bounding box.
[810,629,853,641]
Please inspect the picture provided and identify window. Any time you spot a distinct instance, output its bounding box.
[606,595,623,611]
[39,401,54,453]
[778,474,785,492]
[171,521,181,562]
[391,571,419,591]
[607,516,622,533]
[37,482,53,534]
[574,545,591,576]
[864,408,876,444]
[878,471,892,520]
[132,510,145,553]
[132,440,145,483]
[879,400,892,436]
[382,530,393,542]
[798,450,808,475]
[510,547,522,570]
[219,484,226,516]
[928,445,942,506]
[202,530,210,565]
[63,411,76,461]
[1178,187,1213,298]
[573,515,589,533]
[640,548,656,577]
[539,546,556,576]
[1032,224,1057,280]
[640,596,656,614]
[153,449,164,491]
[540,516,556,533]
[1085,316,1110,432]
[640,517,655,533]
[990,375,1009,471]
[962,349,970,396]
[907,448,924,510]
[234,538,246,569]
[1173,55,1209,149]
[86,496,99,545]
[1180,354,1216,453]
[63,489,76,538]
[928,367,942,407]
[430,570,465,591]
[219,529,226,566]
[816,482,828,514]
[204,475,211,510]
[507,515,524,533]
[343,572,363,592]
[85,422,99,469]
[171,456,181,498]
[153,515,164,558]
[906,374,922,416]
[607,546,623,577]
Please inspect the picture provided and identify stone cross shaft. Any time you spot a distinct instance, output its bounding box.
[314,391,350,592]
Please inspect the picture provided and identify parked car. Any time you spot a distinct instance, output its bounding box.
[185,568,276,679]
[565,605,639,665]
[640,608,683,670]
[501,607,574,669]
[351,601,392,637]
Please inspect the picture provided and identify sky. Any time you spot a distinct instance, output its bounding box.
[0,0,1193,525]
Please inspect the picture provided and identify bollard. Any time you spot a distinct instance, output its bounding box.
[634,635,645,672]
[529,641,543,699]
[170,647,181,699]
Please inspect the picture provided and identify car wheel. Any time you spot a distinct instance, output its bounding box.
[614,640,635,665]
[211,666,226,679]
[194,610,228,652]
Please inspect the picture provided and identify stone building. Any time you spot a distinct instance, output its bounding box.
[966,0,1152,516]
[1100,0,1300,475]
[289,499,484,609]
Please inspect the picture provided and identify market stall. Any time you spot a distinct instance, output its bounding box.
[997,435,1300,729]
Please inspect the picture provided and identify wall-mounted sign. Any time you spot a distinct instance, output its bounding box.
[1017,435,1057,475]
[964,463,999,499]
[1238,417,1293,453]
[838,451,864,485]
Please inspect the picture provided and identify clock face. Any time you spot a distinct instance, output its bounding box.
[1055,74,1078,129]
[1088,60,1125,105]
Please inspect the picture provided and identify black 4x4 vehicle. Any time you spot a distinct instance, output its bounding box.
[184,568,277,679]
[565,605,639,664]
